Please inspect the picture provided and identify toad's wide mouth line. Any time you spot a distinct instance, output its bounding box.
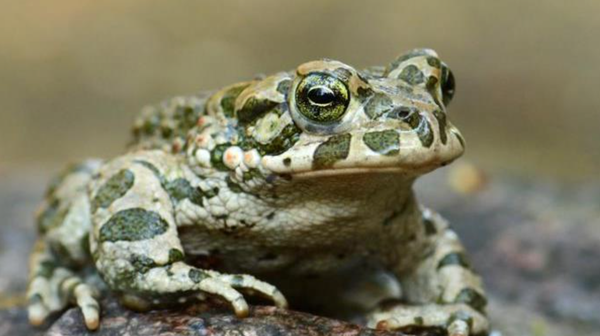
[288,164,440,179]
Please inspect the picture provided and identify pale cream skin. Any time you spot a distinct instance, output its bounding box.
[27,49,489,335]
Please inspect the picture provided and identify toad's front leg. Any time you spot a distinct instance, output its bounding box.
[89,151,286,329]
[368,209,489,336]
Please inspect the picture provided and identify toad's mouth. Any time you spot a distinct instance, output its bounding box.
[287,162,443,179]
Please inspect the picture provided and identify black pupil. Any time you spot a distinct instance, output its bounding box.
[307,86,335,105]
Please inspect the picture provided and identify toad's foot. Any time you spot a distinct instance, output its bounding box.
[197,270,288,317]
[367,302,489,336]
[27,268,100,330]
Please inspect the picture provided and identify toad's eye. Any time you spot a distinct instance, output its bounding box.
[441,64,455,106]
[295,73,350,123]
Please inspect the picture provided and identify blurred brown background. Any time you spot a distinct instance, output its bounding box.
[0,0,598,180]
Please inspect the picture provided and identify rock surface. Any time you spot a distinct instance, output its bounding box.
[1,166,599,335]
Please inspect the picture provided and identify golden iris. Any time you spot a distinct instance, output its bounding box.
[295,73,350,123]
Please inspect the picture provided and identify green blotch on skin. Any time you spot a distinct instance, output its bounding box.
[92,169,135,212]
[37,260,57,278]
[387,49,431,74]
[243,168,263,181]
[37,199,68,234]
[189,268,208,283]
[453,130,466,149]
[226,176,243,193]
[242,122,302,156]
[433,110,448,144]
[99,208,168,242]
[364,93,393,119]
[363,130,400,156]
[426,56,441,68]
[174,105,201,137]
[168,249,184,263]
[437,252,471,270]
[135,160,162,179]
[130,254,158,273]
[221,84,250,117]
[414,316,424,326]
[204,187,220,198]
[164,178,204,206]
[237,97,279,124]
[454,288,487,313]
[276,80,291,96]
[398,65,425,85]
[313,133,352,169]
[404,113,434,148]
[423,218,437,235]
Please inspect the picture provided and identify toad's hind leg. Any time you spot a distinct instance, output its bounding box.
[368,209,490,336]
[27,160,103,329]
[27,240,100,330]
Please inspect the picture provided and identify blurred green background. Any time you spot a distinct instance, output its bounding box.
[0,0,598,180]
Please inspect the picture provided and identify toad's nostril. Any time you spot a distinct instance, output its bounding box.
[387,106,414,121]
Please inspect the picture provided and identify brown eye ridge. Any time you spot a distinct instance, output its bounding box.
[295,73,350,123]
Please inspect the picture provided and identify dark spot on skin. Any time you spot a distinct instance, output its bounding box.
[414,316,424,325]
[134,160,163,181]
[423,218,437,235]
[356,86,375,102]
[433,110,448,144]
[282,158,292,166]
[164,178,204,205]
[426,56,441,68]
[363,130,400,156]
[99,208,169,242]
[37,199,68,234]
[237,97,279,124]
[130,254,158,273]
[243,168,263,181]
[386,49,431,75]
[332,67,352,82]
[28,294,43,305]
[398,65,425,85]
[92,169,135,212]
[437,252,471,270]
[426,76,439,91]
[244,123,302,156]
[364,93,393,119]
[452,130,466,149]
[204,187,220,198]
[189,268,208,283]
[221,84,250,118]
[454,288,487,313]
[266,212,275,220]
[36,260,57,279]
[168,249,184,263]
[403,114,434,148]
[276,79,291,96]
[313,133,352,169]
[160,125,173,139]
[226,176,244,193]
